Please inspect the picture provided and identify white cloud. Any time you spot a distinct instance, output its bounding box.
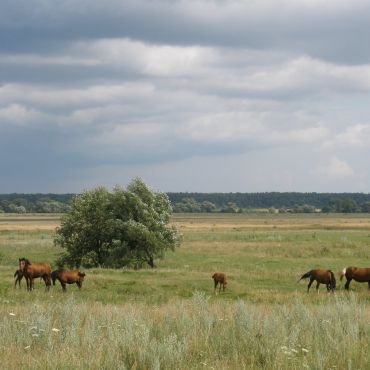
[316,157,355,177]
[323,124,370,148]
[0,104,44,126]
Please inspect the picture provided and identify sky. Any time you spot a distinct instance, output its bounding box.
[1,0,370,193]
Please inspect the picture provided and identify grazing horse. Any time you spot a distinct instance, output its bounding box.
[212,272,227,294]
[339,267,370,290]
[298,269,336,293]
[14,269,24,288]
[19,258,52,291]
[51,269,86,292]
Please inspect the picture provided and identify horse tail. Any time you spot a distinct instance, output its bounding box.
[51,270,59,285]
[297,270,312,283]
[339,268,347,281]
[328,270,336,290]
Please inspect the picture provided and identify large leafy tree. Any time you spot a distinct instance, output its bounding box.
[54,179,181,268]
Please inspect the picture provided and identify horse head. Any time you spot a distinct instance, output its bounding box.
[19,257,30,271]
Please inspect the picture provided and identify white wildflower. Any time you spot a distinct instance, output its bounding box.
[52,328,60,333]
[302,348,309,353]
[9,313,16,316]
[24,346,31,350]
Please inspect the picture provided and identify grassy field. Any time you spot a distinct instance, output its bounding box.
[1,213,370,369]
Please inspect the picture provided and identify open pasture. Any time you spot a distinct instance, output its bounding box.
[1,213,370,369]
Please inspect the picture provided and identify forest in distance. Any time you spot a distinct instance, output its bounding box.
[1,191,370,214]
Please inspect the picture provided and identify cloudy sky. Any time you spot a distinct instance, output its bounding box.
[1,0,370,193]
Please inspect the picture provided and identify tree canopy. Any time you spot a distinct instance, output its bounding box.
[54,179,181,269]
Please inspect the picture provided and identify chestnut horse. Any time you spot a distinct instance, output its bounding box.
[19,258,52,291]
[212,272,227,294]
[339,267,370,290]
[14,269,24,288]
[298,268,336,293]
[51,269,86,292]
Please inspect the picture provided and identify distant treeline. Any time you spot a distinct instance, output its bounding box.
[167,192,370,213]
[0,193,75,213]
[1,192,370,214]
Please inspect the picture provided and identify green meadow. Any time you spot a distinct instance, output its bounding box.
[1,213,370,369]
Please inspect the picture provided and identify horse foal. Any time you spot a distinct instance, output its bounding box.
[14,269,24,288]
[212,272,227,294]
[298,268,336,293]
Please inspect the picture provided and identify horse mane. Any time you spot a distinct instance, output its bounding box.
[19,257,31,265]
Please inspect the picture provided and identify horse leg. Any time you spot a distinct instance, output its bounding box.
[214,281,218,294]
[316,282,320,293]
[29,278,34,291]
[76,281,82,290]
[25,277,30,291]
[368,281,370,291]
[344,278,352,290]
[42,275,50,292]
[307,278,314,293]
[61,282,67,292]
[14,276,19,289]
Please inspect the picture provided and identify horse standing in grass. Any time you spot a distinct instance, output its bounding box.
[212,272,227,294]
[14,269,24,288]
[19,258,52,291]
[298,269,336,293]
[51,269,86,292]
[339,267,370,290]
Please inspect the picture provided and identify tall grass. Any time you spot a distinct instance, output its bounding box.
[1,293,369,369]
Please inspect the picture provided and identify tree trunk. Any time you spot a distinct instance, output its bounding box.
[147,256,156,268]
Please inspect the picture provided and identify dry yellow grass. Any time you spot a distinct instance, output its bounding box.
[0,224,59,231]
[174,217,370,230]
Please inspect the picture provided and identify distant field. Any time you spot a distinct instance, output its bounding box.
[1,213,370,369]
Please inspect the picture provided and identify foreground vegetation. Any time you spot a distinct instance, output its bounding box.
[2,293,369,369]
[1,213,370,369]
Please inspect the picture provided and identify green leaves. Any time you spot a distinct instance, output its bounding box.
[54,178,181,269]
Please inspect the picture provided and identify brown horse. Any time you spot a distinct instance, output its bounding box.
[212,272,227,294]
[339,267,370,290]
[298,269,336,293]
[51,269,86,292]
[19,258,52,291]
[14,269,24,288]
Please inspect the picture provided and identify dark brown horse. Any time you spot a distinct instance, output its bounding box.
[339,267,370,290]
[19,258,52,291]
[51,269,86,292]
[14,269,24,288]
[298,268,336,293]
[212,272,227,294]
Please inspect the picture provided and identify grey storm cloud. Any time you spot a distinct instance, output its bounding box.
[1,0,370,63]
[1,0,370,192]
